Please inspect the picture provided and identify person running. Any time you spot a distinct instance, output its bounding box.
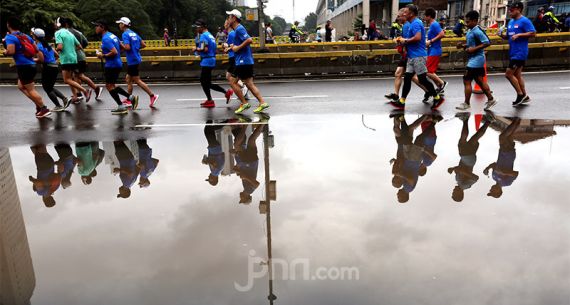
[226,9,269,114]
[65,18,103,101]
[113,141,140,199]
[501,1,536,106]
[385,9,428,102]
[54,143,78,190]
[456,10,497,111]
[31,27,70,112]
[192,19,233,108]
[116,17,159,108]
[93,20,136,115]
[137,139,159,188]
[3,17,51,118]
[55,18,92,103]
[76,142,105,185]
[232,122,264,205]
[202,121,225,186]
[424,8,448,93]
[224,19,250,102]
[29,145,61,207]
[390,4,443,111]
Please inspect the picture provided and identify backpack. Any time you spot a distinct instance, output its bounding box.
[15,34,37,58]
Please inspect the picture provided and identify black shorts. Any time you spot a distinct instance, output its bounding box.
[397,58,408,68]
[227,57,236,74]
[61,64,77,71]
[127,64,140,77]
[463,67,486,81]
[76,61,87,74]
[104,67,122,84]
[17,65,37,85]
[234,64,254,80]
[508,59,525,69]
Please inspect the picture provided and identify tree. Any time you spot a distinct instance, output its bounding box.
[302,13,318,32]
[272,16,287,35]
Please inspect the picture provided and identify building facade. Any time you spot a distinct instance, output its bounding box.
[0,149,35,305]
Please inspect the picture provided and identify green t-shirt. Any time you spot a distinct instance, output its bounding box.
[76,144,96,177]
[55,29,80,65]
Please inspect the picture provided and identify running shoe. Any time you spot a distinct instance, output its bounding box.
[71,97,81,104]
[522,95,531,104]
[235,103,251,114]
[63,97,72,109]
[36,107,51,118]
[483,111,496,124]
[123,100,133,108]
[437,81,448,93]
[111,106,128,115]
[85,89,93,103]
[431,95,445,110]
[385,93,399,100]
[512,95,525,106]
[150,94,159,108]
[253,103,270,114]
[200,100,216,108]
[52,106,65,112]
[455,102,471,111]
[95,86,103,100]
[485,99,498,110]
[423,94,432,104]
[131,95,139,110]
[389,98,406,110]
[225,89,234,104]
[455,112,470,121]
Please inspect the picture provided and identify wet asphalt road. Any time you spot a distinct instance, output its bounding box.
[1,70,569,147]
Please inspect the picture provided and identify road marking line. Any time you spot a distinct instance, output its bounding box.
[135,122,269,128]
[176,95,328,101]
[561,87,570,90]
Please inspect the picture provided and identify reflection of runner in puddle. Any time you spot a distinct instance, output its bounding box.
[76,142,105,185]
[391,114,429,203]
[54,143,78,190]
[203,121,225,186]
[448,113,491,202]
[484,118,521,198]
[415,114,442,176]
[29,145,61,207]
[137,139,159,189]
[233,123,264,205]
[113,141,140,199]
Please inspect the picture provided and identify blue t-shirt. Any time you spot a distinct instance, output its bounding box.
[207,146,225,177]
[233,24,254,66]
[507,16,535,61]
[404,18,427,59]
[466,26,489,68]
[36,42,56,64]
[198,31,217,67]
[427,21,443,56]
[122,29,142,66]
[227,30,236,58]
[5,33,36,66]
[102,32,123,68]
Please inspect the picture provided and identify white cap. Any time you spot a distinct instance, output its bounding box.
[115,17,131,26]
[31,28,45,38]
[226,9,242,19]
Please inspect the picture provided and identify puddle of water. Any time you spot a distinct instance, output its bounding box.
[1,114,569,305]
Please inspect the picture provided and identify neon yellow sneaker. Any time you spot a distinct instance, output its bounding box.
[235,103,251,114]
[253,103,270,114]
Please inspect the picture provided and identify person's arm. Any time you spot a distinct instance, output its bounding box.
[483,162,496,176]
[74,36,82,50]
[513,19,537,40]
[97,39,118,59]
[121,33,130,51]
[403,23,422,44]
[3,42,15,56]
[232,36,252,52]
[35,49,44,63]
[466,31,490,53]
[140,39,146,49]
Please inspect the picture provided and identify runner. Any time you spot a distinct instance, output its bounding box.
[501,1,536,106]
[93,20,136,115]
[385,9,427,102]
[3,17,50,118]
[223,19,250,102]
[29,145,60,207]
[55,17,92,103]
[137,139,159,188]
[116,17,159,108]
[192,19,233,108]
[424,8,448,93]
[65,19,103,101]
[226,9,270,114]
[31,27,70,112]
[390,4,443,110]
[455,10,497,111]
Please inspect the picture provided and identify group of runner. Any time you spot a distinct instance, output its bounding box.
[386,2,536,112]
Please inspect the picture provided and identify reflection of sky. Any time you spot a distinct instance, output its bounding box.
[8,115,570,305]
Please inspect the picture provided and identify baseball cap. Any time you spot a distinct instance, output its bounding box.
[115,17,131,26]
[226,9,242,19]
[31,28,45,38]
[508,1,524,10]
[192,19,207,28]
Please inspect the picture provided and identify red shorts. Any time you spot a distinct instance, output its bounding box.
[427,56,440,74]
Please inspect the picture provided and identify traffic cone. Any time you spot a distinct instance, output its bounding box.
[473,62,487,94]
[474,114,482,131]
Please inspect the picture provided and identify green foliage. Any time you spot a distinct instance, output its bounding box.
[353,13,363,31]
[302,13,318,32]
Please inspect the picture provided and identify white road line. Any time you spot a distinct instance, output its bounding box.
[176,95,328,101]
[561,87,570,90]
[135,122,269,128]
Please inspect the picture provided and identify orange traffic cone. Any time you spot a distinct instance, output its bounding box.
[473,62,487,94]
[474,113,482,131]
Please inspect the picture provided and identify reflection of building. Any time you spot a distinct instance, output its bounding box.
[491,118,570,143]
[0,149,35,305]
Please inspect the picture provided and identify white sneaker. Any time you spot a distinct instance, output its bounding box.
[456,103,471,111]
[485,99,498,110]
[522,95,531,104]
